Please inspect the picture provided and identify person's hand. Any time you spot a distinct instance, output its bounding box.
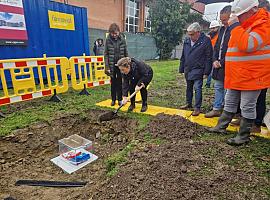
[135,83,144,91]
[228,14,239,26]
[122,97,128,105]
[203,75,208,79]
[213,60,221,69]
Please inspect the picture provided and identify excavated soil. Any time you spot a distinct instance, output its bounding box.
[1,113,269,200]
[93,114,270,200]
[0,110,137,200]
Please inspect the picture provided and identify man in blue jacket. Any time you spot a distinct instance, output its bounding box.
[179,22,213,116]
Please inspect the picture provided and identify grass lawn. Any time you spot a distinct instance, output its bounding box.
[0,59,269,135]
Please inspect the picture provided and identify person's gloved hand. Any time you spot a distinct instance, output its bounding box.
[122,97,128,105]
[228,14,239,26]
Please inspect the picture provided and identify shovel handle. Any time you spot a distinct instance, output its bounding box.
[128,89,140,100]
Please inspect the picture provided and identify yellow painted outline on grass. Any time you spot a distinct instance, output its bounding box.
[96,99,270,139]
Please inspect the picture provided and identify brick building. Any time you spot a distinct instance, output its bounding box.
[54,0,205,59]
[55,0,205,33]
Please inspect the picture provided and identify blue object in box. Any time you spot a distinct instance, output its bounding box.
[69,152,90,165]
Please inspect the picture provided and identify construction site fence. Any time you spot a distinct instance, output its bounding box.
[0,55,110,107]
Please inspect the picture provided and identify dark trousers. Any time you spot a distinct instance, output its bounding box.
[255,88,268,126]
[111,67,122,101]
[129,83,148,105]
[186,79,203,109]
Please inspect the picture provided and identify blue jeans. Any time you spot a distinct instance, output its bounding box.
[213,80,226,111]
[206,74,212,87]
[186,79,203,109]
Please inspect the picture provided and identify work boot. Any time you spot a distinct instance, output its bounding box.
[207,111,234,134]
[227,118,253,146]
[192,108,200,116]
[111,101,116,106]
[128,102,135,112]
[180,104,193,110]
[141,102,148,112]
[205,110,222,118]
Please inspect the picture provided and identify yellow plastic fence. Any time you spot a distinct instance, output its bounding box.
[69,56,110,91]
[0,56,69,106]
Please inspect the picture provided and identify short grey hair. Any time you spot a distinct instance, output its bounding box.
[187,22,201,32]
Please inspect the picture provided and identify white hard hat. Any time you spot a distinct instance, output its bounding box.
[209,20,220,28]
[231,0,259,16]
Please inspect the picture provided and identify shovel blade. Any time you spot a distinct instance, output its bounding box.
[99,111,117,122]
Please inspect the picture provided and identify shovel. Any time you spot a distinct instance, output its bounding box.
[99,90,140,122]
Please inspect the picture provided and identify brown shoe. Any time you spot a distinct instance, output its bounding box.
[251,125,261,133]
[230,118,241,126]
[180,104,192,110]
[205,110,222,118]
[192,109,200,116]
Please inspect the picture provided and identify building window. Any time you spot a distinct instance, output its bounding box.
[144,5,151,32]
[125,0,140,33]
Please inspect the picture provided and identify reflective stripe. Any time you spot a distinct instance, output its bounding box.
[247,36,255,52]
[250,32,263,49]
[226,53,270,61]
[261,45,270,51]
[227,47,238,53]
[227,45,270,53]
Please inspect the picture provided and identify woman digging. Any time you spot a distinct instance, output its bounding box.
[116,57,153,112]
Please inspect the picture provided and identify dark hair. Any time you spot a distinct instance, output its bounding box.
[220,5,232,14]
[109,23,120,33]
[259,0,270,11]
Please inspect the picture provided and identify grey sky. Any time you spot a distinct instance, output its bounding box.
[203,0,270,22]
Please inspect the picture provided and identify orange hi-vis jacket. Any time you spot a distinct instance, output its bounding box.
[225,9,270,90]
[211,33,218,47]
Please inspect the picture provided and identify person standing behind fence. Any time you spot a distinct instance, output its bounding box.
[205,5,232,118]
[208,0,270,146]
[179,22,213,116]
[93,38,105,56]
[104,23,128,106]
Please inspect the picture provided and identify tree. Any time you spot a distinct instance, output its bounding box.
[148,0,190,60]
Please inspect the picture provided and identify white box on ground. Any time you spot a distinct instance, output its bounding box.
[264,111,270,130]
[51,149,98,174]
[58,134,93,165]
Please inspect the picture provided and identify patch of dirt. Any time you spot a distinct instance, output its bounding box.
[1,113,269,200]
[0,110,137,200]
[93,114,269,200]
[145,114,205,140]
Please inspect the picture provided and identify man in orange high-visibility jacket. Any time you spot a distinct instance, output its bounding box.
[208,0,270,146]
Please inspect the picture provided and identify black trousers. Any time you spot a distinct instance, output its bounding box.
[255,88,268,126]
[129,83,148,104]
[111,67,122,101]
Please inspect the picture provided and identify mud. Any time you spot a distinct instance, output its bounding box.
[0,110,137,200]
[93,114,269,200]
[1,113,269,200]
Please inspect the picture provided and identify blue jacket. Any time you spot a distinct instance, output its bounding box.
[179,33,213,80]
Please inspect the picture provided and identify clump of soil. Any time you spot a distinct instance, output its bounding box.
[0,110,137,200]
[145,113,205,140]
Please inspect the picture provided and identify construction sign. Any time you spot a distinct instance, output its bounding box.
[0,0,28,45]
[48,10,75,31]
